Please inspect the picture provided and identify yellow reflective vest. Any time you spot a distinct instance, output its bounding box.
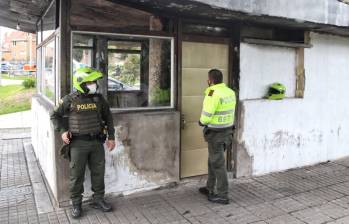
[200,83,236,129]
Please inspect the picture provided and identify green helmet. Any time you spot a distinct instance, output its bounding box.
[73,67,103,93]
[267,83,286,100]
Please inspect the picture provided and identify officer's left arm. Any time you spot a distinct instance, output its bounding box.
[199,92,219,125]
[100,96,115,140]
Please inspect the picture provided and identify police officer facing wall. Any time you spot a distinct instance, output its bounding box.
[198,69,236,205]
[50,67,116,218]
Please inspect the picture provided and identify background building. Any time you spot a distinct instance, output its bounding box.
[1,30,36,64]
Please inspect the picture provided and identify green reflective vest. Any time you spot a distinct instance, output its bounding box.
[200,83,236,129]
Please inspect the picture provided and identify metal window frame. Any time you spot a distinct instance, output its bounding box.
[39,36,57,106]
[71,30,175,111]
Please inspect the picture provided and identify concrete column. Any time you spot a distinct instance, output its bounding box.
[148,16,163,106]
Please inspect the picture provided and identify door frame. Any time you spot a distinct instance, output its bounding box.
[177,20,241,178]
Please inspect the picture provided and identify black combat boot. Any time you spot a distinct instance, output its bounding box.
[208,194,230,205]
[71,204,82,219]
[90,200,113,212]
[199,187,211,196]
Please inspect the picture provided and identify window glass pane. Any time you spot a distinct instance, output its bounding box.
[43,0,56,40]
[108,51,141,91]
[42,40,55,102]
[73,34,94,47]
[71,33,173,109]
[108,41,141,50]
[36,48,42,92]
[107,37,172,108]
[55,36,60,102]
[37,21,42,45]
[72,48,93,72]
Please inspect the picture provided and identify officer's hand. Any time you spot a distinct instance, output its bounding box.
[106,140,116,151]
[61,131,71,144]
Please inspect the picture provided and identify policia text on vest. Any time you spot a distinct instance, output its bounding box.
[50,91,116,217]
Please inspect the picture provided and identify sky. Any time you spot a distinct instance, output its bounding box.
[0,26,14,39]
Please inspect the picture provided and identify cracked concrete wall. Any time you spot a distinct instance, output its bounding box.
[83,111,180,198]
[195,0,349,27]
[31,96,58,201]
[31,94,180,205]
[237,32,349,176]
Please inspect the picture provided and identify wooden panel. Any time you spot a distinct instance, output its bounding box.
[71,0,151,30]
[181,123,207,151]
[181,96,204,123]
[181,41,229,178]
[182,68,228,96]
[181,148,208,178]
[182,42,228,69]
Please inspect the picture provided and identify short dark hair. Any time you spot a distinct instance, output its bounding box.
[208,69,223,84]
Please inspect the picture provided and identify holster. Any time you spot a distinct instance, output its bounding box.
[59,143,71,161]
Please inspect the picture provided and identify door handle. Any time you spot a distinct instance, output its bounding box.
[181,114,186,129]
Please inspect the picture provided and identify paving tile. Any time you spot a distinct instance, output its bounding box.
[4,137,349,224]
[271,197,307,213]
[245,202,286,220]
[326,215,349,224]
[265,214,305,224]
[314,202,349,219]
[290,207,334,224]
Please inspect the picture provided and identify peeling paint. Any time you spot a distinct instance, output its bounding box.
[238,33,349,175]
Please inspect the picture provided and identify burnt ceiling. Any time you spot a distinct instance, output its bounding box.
[0,0,50,33]
[110,0,349,36]
[0,0,348,36]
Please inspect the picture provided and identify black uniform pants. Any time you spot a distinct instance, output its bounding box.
[204,128,233,198]
[69,139,105,205]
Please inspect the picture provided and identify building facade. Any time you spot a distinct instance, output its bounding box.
[2,0,349,207]
[1,31,36,63]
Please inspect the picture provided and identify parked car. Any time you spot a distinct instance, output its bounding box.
[108,77,137,91]
[23,64,36,72]
[1,62,11,71]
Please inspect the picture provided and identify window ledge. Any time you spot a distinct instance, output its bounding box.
[242,38,312,48]
[110,107,177,114]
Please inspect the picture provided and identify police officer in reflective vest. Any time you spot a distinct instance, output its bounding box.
[50,67,116,218]
[198,69,236,205]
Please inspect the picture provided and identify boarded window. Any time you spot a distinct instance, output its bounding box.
[239,43,296,100]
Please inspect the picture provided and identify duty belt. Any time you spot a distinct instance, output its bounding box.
[72,133,100,141]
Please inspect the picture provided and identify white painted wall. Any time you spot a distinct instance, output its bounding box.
[240,44,296,100]
[238,33,349,175]
[31,98,57,198]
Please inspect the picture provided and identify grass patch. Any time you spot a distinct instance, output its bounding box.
[1,73,34,80]
[0,85,24,98]
[0,84,35,115]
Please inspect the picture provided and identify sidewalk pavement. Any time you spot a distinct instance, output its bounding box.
[3,132,349,223]
[0,110,31,129]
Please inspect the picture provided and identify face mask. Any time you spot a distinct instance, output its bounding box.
[86,83,97,94]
